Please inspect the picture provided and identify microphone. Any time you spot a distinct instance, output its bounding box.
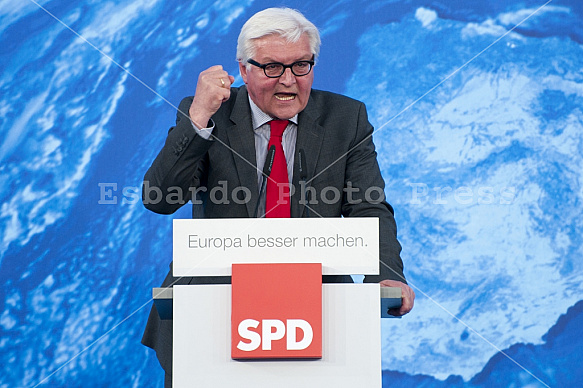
[298,148,307,181]
[298,149,311,218]
[253,145,276,218]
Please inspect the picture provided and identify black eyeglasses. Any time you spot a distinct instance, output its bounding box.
[247,58,315,78]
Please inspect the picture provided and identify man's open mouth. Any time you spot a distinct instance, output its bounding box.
[275,93,296,101]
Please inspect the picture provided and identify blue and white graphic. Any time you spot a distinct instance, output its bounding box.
[1,0,581,387]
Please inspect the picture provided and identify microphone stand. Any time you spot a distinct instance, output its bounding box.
[298,149,311,218]
[253,145,276,218]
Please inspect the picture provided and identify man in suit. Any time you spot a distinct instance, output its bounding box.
[142,7,415,386]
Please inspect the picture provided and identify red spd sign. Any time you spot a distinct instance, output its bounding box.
[231,263,322,359]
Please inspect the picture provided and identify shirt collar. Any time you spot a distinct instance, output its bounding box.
[248,96,298,130]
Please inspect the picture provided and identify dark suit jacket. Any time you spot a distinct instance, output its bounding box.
[141,86,406,374]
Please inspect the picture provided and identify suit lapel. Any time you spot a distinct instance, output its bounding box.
[226,88,260,217]
[291,96,325,218]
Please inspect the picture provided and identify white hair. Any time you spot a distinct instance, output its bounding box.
[236,8,321,65]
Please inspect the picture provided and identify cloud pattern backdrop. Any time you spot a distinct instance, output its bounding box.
[0,0,581,387]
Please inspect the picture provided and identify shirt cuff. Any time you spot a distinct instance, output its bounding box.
[191,119,215,140]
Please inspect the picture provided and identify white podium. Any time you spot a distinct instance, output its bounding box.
[173,284,381,387]
[165,218,398,387]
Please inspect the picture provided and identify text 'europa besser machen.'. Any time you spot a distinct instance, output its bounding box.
[188,234,367,251]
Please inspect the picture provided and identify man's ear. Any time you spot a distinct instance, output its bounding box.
[239,62,248,84]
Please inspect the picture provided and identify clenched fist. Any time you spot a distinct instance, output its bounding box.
[189,65,236,128]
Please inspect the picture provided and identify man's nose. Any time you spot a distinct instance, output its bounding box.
[279,67,296,86]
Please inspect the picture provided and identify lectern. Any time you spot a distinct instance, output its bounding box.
[154,218,401,387]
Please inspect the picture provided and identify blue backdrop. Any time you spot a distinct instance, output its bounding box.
[1,0,582,387]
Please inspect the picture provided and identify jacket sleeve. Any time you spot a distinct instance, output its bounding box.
[142,97,212,214]
[341,102,406,284]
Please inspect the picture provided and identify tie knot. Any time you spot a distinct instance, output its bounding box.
[270,120,288,138]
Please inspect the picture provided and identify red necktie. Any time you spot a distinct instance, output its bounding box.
[265,120,290,218]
